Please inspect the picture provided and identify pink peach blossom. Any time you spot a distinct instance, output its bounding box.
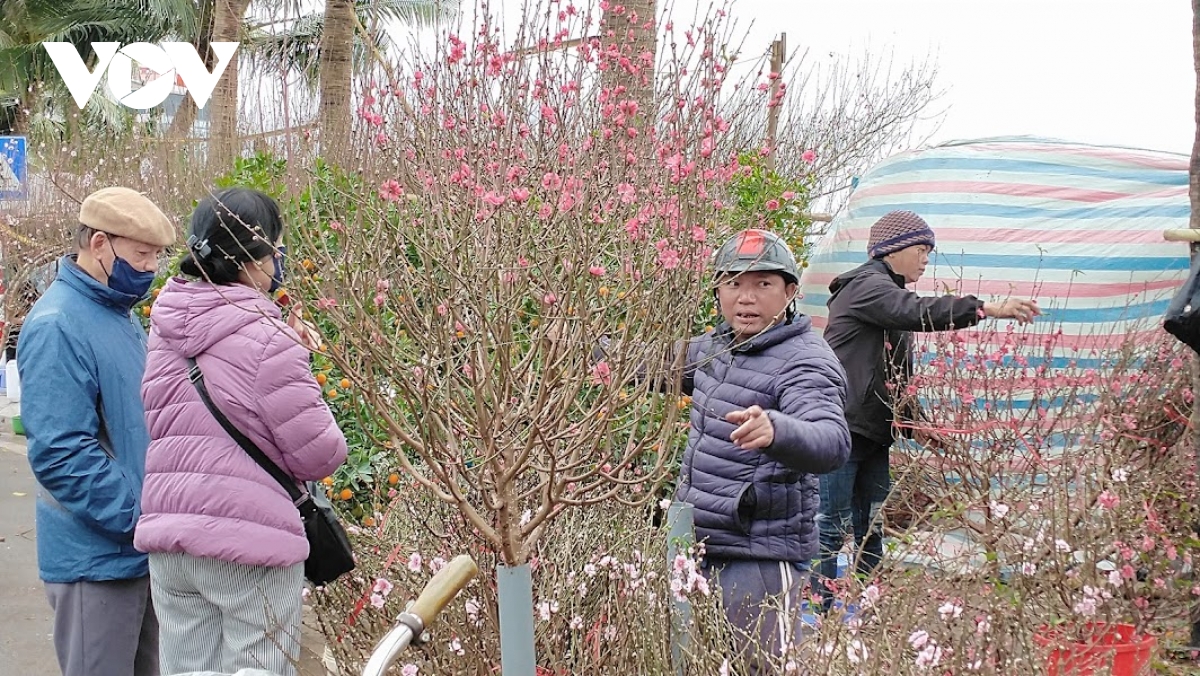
[592,361,613,385]
[378,180,403,202]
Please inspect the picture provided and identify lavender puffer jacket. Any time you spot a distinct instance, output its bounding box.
[675,316,850,562]
[134,278,347,567]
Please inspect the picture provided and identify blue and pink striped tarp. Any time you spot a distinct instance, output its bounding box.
[799,137,1191,365]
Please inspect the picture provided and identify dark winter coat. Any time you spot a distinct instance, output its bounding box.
[674,316,850,562]
[823,259,983,451]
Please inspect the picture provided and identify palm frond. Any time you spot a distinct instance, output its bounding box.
[242,13,324,90]
[0,27,21,51]
[357,0,457,29]
[0,46,35,96]
[33,0,198,44]
[241,0,458,91]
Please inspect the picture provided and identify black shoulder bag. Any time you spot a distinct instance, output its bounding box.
[1164,255,1200,356]
[187,357,355,586]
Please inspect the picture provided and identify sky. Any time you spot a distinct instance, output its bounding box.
[267,0,1196,157]
[677,0,1195,155]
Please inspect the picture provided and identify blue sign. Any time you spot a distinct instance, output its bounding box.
[0,136,26,200]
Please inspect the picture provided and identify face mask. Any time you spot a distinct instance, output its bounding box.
[270,245,287,294]
[106,240,156,299]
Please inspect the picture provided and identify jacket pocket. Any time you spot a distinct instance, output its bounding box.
[736,483,756,535]
[862,369,883,406]
[687,482,756,537]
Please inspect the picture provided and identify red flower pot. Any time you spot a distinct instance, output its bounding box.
[1033,622,1156,676]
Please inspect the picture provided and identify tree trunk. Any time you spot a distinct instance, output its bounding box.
[12,83,36,137]
[317,0,355,167]
[207,0,251,171]
[599,0,658,118]
[1190,0,1200,650]
[169,0,216,139]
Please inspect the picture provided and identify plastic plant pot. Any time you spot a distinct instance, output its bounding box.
[1033,622,1155,676]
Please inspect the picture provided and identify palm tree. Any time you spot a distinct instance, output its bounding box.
[245,0,453,88]
[207,0,253,169]
[0,0,197,136]
[165,0,216,137]
[599,0,657,117]
[243,0,455,164]
[317,0,356,164]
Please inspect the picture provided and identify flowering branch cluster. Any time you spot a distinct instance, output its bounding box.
[799,310,1196,674]
[285,0,797,567]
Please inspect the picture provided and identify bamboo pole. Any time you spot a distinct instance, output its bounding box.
[764,34,785,172]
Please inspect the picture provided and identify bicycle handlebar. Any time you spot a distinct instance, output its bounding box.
[410,554,479,628]
[361,554,479,676]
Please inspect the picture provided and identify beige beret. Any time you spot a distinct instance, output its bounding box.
[79,187,176,247]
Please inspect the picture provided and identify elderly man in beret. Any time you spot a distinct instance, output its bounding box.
[18,187,175,676]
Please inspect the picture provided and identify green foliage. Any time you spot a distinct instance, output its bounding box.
[137,249,181,330]
[725,151,815,261]
[214,153,289,195]
[691,151,817,335]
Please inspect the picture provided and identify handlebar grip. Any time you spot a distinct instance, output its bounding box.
[409,555,479,628]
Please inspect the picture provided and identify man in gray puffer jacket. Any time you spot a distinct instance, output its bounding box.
[674,229,850,667]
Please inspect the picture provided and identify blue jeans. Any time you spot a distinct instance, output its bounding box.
[815,435,890,608]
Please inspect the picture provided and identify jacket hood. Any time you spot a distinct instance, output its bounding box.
[714,313,814,354]
[828,259,904,299]
[150,277,282,358]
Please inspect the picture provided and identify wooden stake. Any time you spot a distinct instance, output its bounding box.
[764,33,786,172]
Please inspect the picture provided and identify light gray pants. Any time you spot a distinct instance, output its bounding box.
[149,552,304,676]
[705,558,809,673]
[44,575,160,676]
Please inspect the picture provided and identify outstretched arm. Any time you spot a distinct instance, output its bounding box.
[841,275,1040,332]
[841,274,985,333]
[727,352,851,474]
[593,335,696,395]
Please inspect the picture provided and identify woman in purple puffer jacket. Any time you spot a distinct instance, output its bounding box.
[135,188,347,676]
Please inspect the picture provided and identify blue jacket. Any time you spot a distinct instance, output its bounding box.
[675,316,850,562]
[18,257,152,583]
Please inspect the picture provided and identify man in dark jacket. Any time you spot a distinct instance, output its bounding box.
[816,210,1039,609]
[673,229,850,667]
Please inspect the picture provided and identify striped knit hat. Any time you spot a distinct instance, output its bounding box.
[868,210,936,259]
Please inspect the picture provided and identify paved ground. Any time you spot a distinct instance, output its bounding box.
[0,399,57,673]
[0,399,331,675]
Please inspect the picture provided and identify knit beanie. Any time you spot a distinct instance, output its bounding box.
[867,210,936,259]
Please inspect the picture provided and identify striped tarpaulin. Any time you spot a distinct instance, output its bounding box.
[798,137,1191,455]
[800,136,1190,357]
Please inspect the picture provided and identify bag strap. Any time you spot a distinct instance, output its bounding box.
[186,357,306,506]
